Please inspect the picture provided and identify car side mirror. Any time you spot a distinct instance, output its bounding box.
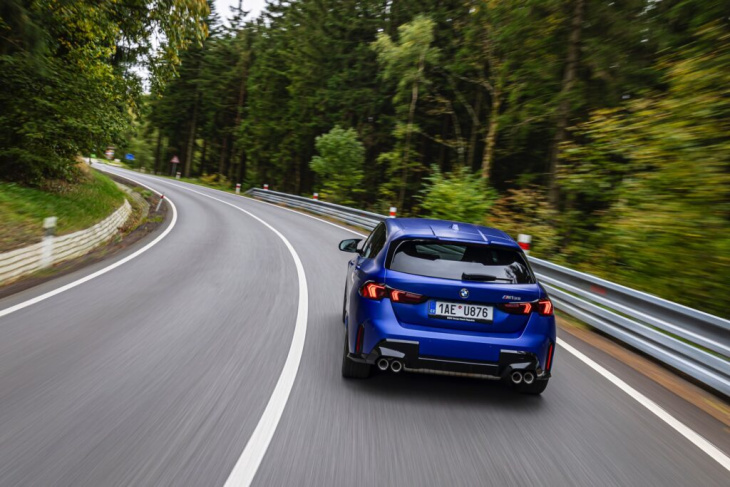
[339,238,362,253]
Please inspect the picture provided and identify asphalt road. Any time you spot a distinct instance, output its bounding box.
[0,166,727,486]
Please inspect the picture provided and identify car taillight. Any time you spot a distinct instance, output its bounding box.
[546,342,554,371]
[360,282,387,300]
[355,325,365,353]
[390,289,427,304]
[500,302,533,315]
[538,298,553,316]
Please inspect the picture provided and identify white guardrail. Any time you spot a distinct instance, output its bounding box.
[248,187,730,397]
[0,200,132,285]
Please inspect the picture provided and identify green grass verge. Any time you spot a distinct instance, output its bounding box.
[0,169,126,252]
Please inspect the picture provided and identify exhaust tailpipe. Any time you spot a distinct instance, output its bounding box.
[390,360,403,373]
[511,371,523,385]
[523,372,535,385]
[376,358,390,371]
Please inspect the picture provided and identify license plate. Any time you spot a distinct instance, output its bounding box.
[429,301,493,323]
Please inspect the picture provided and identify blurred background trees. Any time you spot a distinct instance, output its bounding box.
[0,0,209,183]
[1,0,728,315]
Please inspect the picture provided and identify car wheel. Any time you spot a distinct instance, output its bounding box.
[341,330,371,379]
[518,378,549,395]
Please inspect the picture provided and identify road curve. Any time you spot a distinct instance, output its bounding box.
[0,167,727,486]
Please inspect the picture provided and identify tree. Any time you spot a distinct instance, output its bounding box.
[372,14,440,209]
[419,166,494,224]
[558,22,730,315]
[0,0,209,184]
[309,127,365,205]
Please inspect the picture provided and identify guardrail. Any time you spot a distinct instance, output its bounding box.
[247,188,386,230]
[0,200,132,285]
[247,188,730,396]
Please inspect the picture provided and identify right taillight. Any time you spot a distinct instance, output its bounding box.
[538,298,553,316]
[360,282,387,300]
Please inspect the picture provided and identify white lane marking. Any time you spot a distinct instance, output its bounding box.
[150,182,308,487]
[558,338,730,472]
[245,196,368,238]
[110,171,730,474]
[0,174,177,319]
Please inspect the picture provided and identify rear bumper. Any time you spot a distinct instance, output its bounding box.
[349,339,551,380]
[351,298,556,369]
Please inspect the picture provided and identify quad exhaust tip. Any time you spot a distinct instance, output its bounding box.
[511,371,523,385]
[376,358,390,371]
[390,360,403,373]
[523,372,535,385]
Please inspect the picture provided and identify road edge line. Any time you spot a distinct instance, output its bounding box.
[558,338,730,472]
[0,173,178,319]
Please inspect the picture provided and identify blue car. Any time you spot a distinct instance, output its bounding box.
[339,218,555,394]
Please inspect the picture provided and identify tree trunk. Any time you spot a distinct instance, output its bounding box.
[237,149,246,184]
[481,91,501,180]
[548,0,585,207]
[200,138,207,176]
[468,89,483,172]
[225,135,234,181]
[400,53,424,210]
[184,92,200,178]
[153,130,163,174]
[218,136,227,175]
[232,53,249,184]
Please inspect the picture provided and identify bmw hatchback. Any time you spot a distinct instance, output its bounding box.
[339,218,555,394]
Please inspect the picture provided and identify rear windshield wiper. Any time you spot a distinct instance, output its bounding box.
[461,273,514,283]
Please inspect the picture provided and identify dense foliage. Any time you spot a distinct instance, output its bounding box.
[310,127,365,205]
[2,0,728,315]
[0,0,208,183]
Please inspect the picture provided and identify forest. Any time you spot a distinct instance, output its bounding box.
[1,0,728,316]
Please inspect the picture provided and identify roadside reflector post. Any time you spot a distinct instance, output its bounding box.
[313,193,318,200]
[155,194,165,213]
[175,172,181,180]
[41,217,57,269]
[263,183,269,190]
[518,234,532,255]
[389,207,397,218]
[235,183,241,194]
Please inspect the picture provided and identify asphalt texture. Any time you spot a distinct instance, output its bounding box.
[0,166,727,487]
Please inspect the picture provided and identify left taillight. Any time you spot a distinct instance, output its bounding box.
[390,289,427,304]
[360,282,387,300]
[359,283,426,304]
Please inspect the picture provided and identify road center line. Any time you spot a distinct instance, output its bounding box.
[0,173,178,319]
[153,181,309,487]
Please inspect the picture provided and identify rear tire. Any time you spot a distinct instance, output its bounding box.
[341,331,371,379]
[518,378,549,395]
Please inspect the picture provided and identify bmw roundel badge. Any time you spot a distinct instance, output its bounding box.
[459,288,469,299]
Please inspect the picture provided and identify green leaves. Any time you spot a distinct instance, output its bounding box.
[0,0,208,184]
[419,166,495,224]
[558,22,730,316]
[309,127,365,205]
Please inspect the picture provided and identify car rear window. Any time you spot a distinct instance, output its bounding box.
[387,240,534,284]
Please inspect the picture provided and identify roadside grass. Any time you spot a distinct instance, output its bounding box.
[0,168,126,252]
